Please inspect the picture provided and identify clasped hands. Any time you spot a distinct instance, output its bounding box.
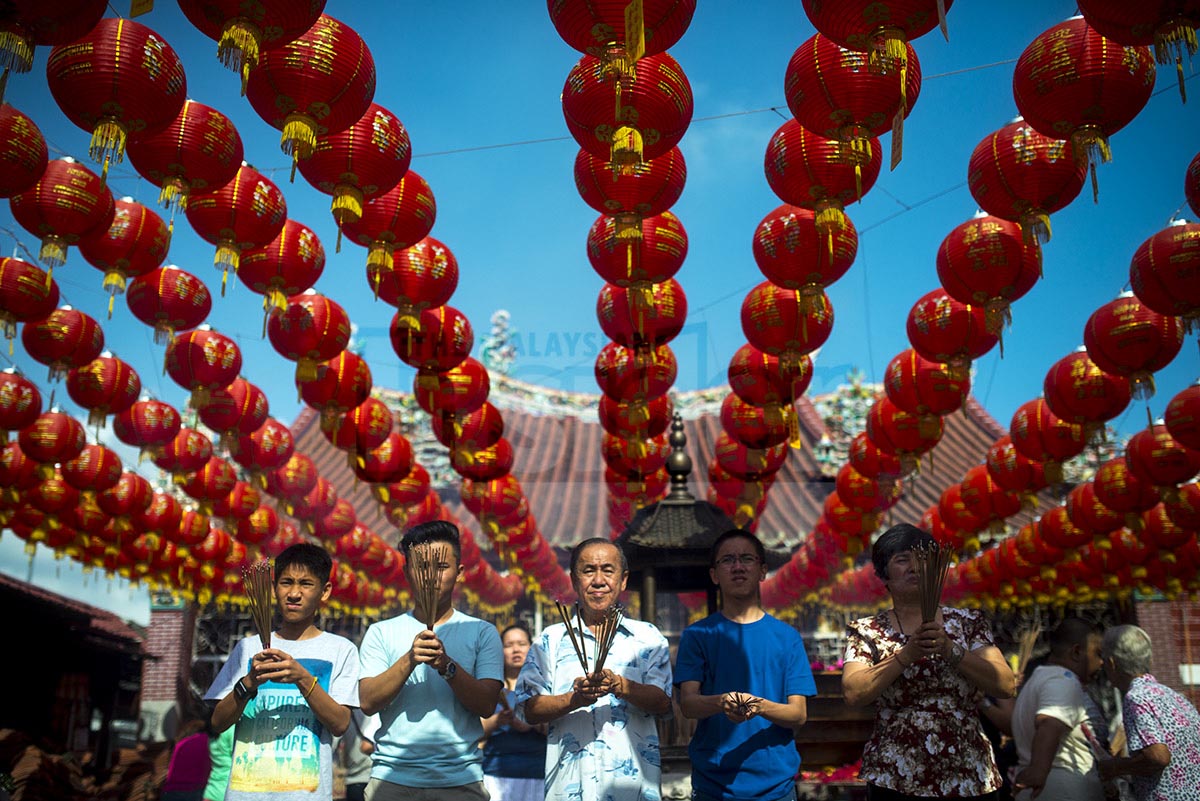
[897,620,954,666]
[571,669,627,703]
[246,648,313,689]
[720,691,762,723]
[411,629,452,673]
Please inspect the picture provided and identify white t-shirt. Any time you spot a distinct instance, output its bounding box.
[1012,664,1096,775]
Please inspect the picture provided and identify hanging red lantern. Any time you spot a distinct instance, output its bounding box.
[46,17,188,180]
[192,526,233,565]
[884,348,970,430]
[296,101,410,238]
[550,0,695,61]
[0,104,47,198]
[849,431,904,483]
[563,52,693,168]
[1165,481,1200,530]
[1013,17,1156,200]
[967,119,1087,244]
[601,394,673,442]
[1010,398,1086,485]
[935,213,1041,338]
[297,351,372,429]
[714,431,787,481]
[113,398,182,461]
[245,14,376,169]
[603,431,672,477]
[986,435,1049,499]
[920,506,964,552]
[414,358,491,426]
[264,452,318,512]
[1039,506,1093,551]
[1084,293,1184,400]
[764,119,881,236]
[313,497,356,543]
[323,396,392,464]
[607,466,669,506]
[837,464,902,516]
[1129,220,1200,334]
[451,439,515,482]
[232,417,294,476]
[595,342,677,401]
[290,476,337,525]
[181,456,239,509]
[866,397,943,469]
[66,353,141,429]
[372,460,427,506]
[589,211,687,294]
[341,170,436,271]
[1125,425,1200,497]
[152,427,213,478]
[431,401,503,453]
[391,304,474,374]
[185,163,287,289]
[266,291,351,383]
[126,265,212,344]
[165,327,243,410]
[61,444,121,499]
[198,378,269,451]
[212,480,261,521]
[387,490,440,530]
[720,394,790,450]
[126,99,244,213]
[22,306,104,382]
[785,33,922,168]
[906,288,998,379]
[177,0,325,92]
[1077,0,1200,101]
[938,482,988,536]
[575,146,687,238]
[960,464,1022,529]
[96,471,153,533]
[1141,503,1193,552]
[598,278,688,359]
[354,432,414,486]
[752,204,857,298]
[1043,349,1132,440]
[1165,384,1200,451]
[741,282,833,370]
[78,198,170,315]
[0,441,38,504]
[1095,457,1161,528]
[0,0,107,95]
[236,504,278,545]
[801,1,952,60]
[0,258,57,350]
[173,508,213,553]
[1068,481,1125,538]
[0,370,41,441]
[369,236,458,325]
[727,343,812,432]
[9,157,114,272]
[134,491,183,542]
[26,468,79,532]
[822,491,875,546]
[237,218,326,317]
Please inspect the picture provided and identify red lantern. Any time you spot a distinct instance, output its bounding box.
[181,456,239,509]
[575,146,687,237]
[177,0,326,92]
[313,497,356,542]
[884,348,969,424]
[236,504,278,545]
[849,431,903,483]
[0,104,48,198]
[752,204,857,297]
[741,282,833,369]
[595,342,677,401]
[764,119,880,236]
[837,464,901,516]
[801,1,952,59]
[370,236,458,325]
[232,417,294,475]
[1125,426,1200,495]
[1010,398,1086,485]
[78,198,170,314]
[1165,384,1200,450]
[390,304,474,374]
[967,119,1087,244]
[0,441,38,503]
[1129,220,1200,333]
[960,464,1022,529]
[199,378,269,451]
[562,52,693,168]
[866,397,943,467]
[785,33,922,166]
[1084,293,1184,399]
[192,526,233,565]
[921,506,964,552]
[125,265,212,344]
[1039,506,1093,550]
[938,483,988,536]
[264,453,318,511]
[245,14,376,167]
[126,99,244,212]
[21,306,104,382]
[165,327,243,410]
[451,439,515,482]
[1068,481,1125,537]
[65,353,141,429]
[986,435,1048,497]
[822,491,875,544]
[431,401,503,452]
[8,157,114,271]
[96,471,153,530]
[152,427,213,478]
[0,0,107,89]
[714,431,787,481]
[1095,457,1161,526]
[720,394,789,450]
[0,258,58,349]
[414,358,491,424]
[354,432,415,486]
[113,399,182,461]
[603,432,672,477]
[46,17,187,179]
[237,219,325,314]
[549,0,695,60]
[341,170,436,270]
[135,492,183,542]
[297,351,372,428]
[388,490,441,530]
[1166,482,1200,530]
[185,163,287,288]
[601,394,672,442]
[373,461,428,507]
[0,370,41,440]
[1077,0,1200,101]
[174,508,212,552]
[589,211,687,292]
[61,444,121,498]
[936,213,1041,337]
[1043,349,1132,438]
[1141,503,1193,551]
[1013,17,1156,199]
[323,397,392,462]
[598,279,688,358]
[266,291,351,383]
[211,480,261,521]
[906,288,998,378]
[727,343,812,427]
[291,477,337,524]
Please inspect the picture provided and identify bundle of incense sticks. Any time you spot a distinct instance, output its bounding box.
[412,544,450,629]
[591,604,623,675]
[1016,624,1042,676]
[555,601,590,674]
[243,560,274,650]
[913,542,952,623]
[729,691,756,718]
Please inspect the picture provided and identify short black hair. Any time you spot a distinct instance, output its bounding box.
[275,542,333,584]
[401,519,461,560]
[500,623,532,643]
[1049,617,1099,656]
[710,528,766,566]
[569,537,628,574]
[871,523,936,580]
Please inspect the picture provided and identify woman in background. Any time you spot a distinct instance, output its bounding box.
[160,714,212,801]
[480,624,546,801]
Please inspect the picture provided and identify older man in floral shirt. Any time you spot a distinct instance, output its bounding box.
[1098,624,1200,801]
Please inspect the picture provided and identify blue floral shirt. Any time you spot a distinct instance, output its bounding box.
[1122,674,1200,801]
[515,616,672,801]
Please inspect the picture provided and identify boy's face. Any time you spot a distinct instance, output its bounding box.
[274,564,332,624]
[404,541,463,602]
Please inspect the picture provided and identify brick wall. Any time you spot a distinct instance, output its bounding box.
[141,605,197,704]
[1134,597,1200,708]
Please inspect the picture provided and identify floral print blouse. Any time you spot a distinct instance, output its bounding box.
[1122,673,1200,801]
[844,606,1002,797]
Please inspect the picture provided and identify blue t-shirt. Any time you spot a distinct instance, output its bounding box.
[481,688,547,780]
[358,610,503,788]
[674,612,816,801]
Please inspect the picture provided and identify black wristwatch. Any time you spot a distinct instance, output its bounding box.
[233,676,257,702]
[437,660,458,680]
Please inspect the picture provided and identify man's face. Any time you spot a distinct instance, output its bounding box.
[404,541,463,603]
[274,564,331,625]
[709,536,765,599]
[1082,634,1104,681]
[571,542,628,618]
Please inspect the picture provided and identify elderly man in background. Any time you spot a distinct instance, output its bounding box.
[1098,624,1200,801]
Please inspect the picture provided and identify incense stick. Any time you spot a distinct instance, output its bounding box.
[913,542,952,623]
[411,543,450,629]
[591,604,623,675]
[243,560,274,650]
[555,601,590,674]
[1016,624,1041,677]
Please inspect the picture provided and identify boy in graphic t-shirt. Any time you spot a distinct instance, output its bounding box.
[205,543,360,801]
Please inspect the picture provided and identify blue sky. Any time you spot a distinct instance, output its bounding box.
[1,1,1197,621]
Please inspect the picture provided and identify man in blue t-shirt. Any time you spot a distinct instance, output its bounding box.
[674,529,816,801]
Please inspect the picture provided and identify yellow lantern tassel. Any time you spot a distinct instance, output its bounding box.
[612,126,644,173]
[786,404,803,449]
[0,31,34,72]
[281,114,318,162]
[89,118,127,175]
[39,236,67,271]
[295,358,319,384]
[367,242,395,273]
[331,185,364,225]
[218,19,263,95]
[395,303,421,330]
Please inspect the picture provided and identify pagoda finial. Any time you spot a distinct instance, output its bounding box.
[666,412,693,501]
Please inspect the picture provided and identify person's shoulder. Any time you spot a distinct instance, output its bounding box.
[314,630,359,651]
[847,611,887,632]
[681,611,724,634]
[623,617,668,642]
[760,613,803,638]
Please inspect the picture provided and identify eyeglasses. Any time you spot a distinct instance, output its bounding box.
[715,554,761,567]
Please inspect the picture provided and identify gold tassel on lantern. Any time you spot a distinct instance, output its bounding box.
[1021,211,1053,247]
[218,19,264,95]
[615,213,643,241]
[367,243,395,276]
[785,404,803,450]
[1151,21,1197,103]
[611,126,644,173]
[1071,125,1112,204]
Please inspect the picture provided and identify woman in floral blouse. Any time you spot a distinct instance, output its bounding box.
[842,524,1016,800]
